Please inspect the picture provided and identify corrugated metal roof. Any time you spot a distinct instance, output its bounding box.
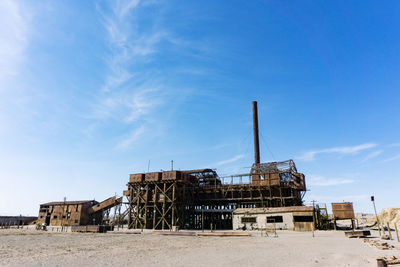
[182,169,215,174]
[233,206,314,214]
[40,200,97,206]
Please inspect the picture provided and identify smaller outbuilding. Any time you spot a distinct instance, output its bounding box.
[0,216,37,226]
[37,196,122,226]
[233,206,314,231]
[37,200,100,226]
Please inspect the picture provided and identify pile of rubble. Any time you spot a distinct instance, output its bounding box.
[364,239,396,250]
[377,256,400,266]
[379,208,400,227]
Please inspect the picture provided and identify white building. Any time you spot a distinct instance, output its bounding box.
[233,206,314,231]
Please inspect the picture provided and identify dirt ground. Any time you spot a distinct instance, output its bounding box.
[0,228,399,267]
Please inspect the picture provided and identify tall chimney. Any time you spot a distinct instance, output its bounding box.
[252,101,260,165]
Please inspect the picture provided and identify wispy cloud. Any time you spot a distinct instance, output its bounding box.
[307,175,355,186]
[116,125,145,149]
[361,150,383,163]
[215,154,245,166]
[388,143,400,147]
[113,0,140,19]
[382,154,400,163]
[0,0,29,87]
[298,143,377,161]
[92,0,175,148]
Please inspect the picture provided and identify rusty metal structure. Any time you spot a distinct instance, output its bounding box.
[331,202,355,220]
[37,196,122,226]
[126,101,307,230]
[331,202,356,230]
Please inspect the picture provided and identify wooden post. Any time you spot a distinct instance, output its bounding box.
[171,183,176,228]
[371,196,381,236]
[202,205,204,232]
[312,223,315,238]
[312,206,315,237]
[394,223,399,242]
[136,187,140,229]
[387,222,392,240]
[162,183,166,230]
[153,185,157,229]
[128,187,133,228]
[144,184,148,229]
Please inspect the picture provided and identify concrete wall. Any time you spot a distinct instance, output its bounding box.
[233,212,295,230]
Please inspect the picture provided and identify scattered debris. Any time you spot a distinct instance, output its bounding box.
[377,256,400,266]
[345,230,371,238]
[364,239,396,250]
[71,225,113,233]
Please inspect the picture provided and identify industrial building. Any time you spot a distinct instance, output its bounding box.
[232,206,314,231]
[37,196,122,226]
[0,216,37,227]
[125,101,308,231]
[33,101,357,232]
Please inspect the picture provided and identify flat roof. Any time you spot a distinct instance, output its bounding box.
[233,206,314,214]
[40,200,97,206]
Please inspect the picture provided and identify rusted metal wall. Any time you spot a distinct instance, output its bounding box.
[37,203,88,226]
[37,198,120,227]
[162,171,188,181]
[332,202,355,220]
[130,174,145,183]
[294,222,313,231]
[145,172,162,182]
[88,196,122,214]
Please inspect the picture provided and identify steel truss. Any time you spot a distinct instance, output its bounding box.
[127,176,303,230]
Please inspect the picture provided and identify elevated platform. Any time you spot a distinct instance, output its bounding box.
[126,161,306,231]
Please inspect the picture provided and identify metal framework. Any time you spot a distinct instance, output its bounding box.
[126,101,307,230]
[126,162,305,230]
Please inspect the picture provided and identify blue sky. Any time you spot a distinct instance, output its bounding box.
[1,0,399,216]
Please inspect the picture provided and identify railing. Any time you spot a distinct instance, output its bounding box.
[220,174,252,185]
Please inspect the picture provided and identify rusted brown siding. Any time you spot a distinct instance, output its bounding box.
[332,202,355,220]
[145,172,162,182]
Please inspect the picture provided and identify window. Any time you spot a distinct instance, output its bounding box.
[241,217,257,223]
[293,216,313,222]
[74,220,78,223]
[40,216,43,218]
[53,215,58,219]
[62,216,66,219]
[267,216,283,223]
[67,212,71,219]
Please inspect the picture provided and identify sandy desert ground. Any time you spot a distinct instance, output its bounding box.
[0,228,399,267]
